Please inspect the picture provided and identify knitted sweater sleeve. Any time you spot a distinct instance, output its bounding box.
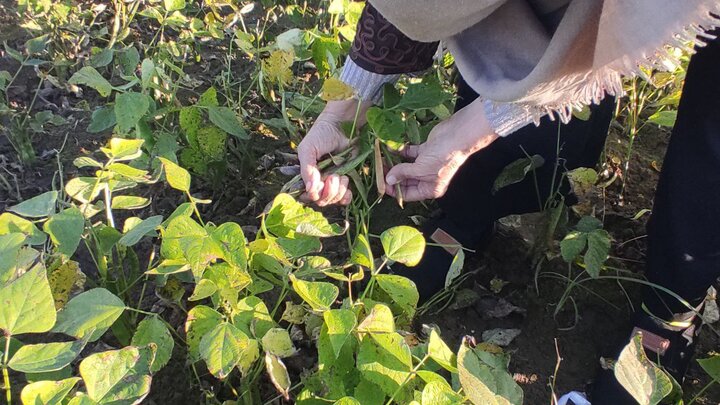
[339,3,532,136]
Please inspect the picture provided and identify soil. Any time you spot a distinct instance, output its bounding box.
[1,6,718,405]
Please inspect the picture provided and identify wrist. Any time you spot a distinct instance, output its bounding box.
[446,100,499,159]
[319,99,372,125]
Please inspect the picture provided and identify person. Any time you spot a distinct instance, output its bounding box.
[296,1,720,403]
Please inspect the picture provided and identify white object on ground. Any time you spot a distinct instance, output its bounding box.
[558,391,591,405]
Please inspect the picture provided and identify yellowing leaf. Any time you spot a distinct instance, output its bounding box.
[262,50,294,86]
[320,78,355,101]
[48,260,86,310]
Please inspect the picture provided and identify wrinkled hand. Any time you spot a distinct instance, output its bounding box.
[385,100,499,202]
[297,100,369,206]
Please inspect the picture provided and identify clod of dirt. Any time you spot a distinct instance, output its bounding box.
[477,297,526,319]
[482,328,522,347]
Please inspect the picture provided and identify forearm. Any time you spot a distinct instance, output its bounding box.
[337,3,439,104]
[448,98,500,159]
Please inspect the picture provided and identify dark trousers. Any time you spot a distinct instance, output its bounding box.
[443,38,720,319]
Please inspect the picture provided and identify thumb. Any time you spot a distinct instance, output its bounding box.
[386,162,418,186]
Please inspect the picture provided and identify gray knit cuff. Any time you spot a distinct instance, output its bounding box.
[482,100,538,137]
[339,57,400,104]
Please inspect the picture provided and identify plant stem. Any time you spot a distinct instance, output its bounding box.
[687,380,715,405]
[3,336,11,405]
[104,186,115,228]
[385,354,430,405]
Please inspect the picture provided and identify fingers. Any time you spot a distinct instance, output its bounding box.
[400,144,421,160]
[385,162,418,187]
[385,181,435,202]
[298,144,324,201]
[316,174,352,207]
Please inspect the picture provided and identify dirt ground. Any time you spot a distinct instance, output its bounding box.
[1,14,718,405]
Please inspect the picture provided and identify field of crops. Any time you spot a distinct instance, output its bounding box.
[0,1,718,404]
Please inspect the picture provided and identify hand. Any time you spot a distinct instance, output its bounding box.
[385,99,499,202]
[297,99,370,206]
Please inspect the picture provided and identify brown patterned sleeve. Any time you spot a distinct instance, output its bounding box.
[349,3,440,74]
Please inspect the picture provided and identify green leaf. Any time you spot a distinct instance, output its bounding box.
[111,195,150,210]
[139,58,155,88]
[380,226,426,266]
[132,316,174,373]
[116,46,139,76]
[261,328,296,358]
[323,309,356,358]
[576,216,603,233]
[189,279,218,301]
[366,107,404,148]
[266,193,344,238]
[204,263,252,306]
[0,264,56,335]
[210,222,247,270]
[20,378,81,405]
[114,92,149,133]
[584,229,611,278]
[233,296,276,339]
[207,106,248,139]
[164,0,185,11]
[79,346,153,404]
[457,339,523,405]
[159,157,191,192]
[421,380,464,405]
[64,177,102,204]
[290,274,338,312]
[89,48,113,68]
[88,106,117,133]
[375,274,419,318]
[357,332,413,397]
[615,334,673,405]
[179,107,201,136]
[560,231,587,263]
[44,208,85,257]
[200,322,253,379]
[66,393,97,405]
[648,110,677,128]
[0,212,47,245]
[8,191,57,218]
[265,353,291,400]
[198,87,219,107]
[101,138,145,161]
[445,249,465,288]
[0,233,28,284]
[357,304,395,334]
[397,79,451,110]
[52,288,125,342]
[118,215,162,247]
[428,329,457,373]
[334,397,361,405]
[351,233,374,269]
[567,167,598,192]
[185,305,223,362]
[68,66,112,97]
[492,155,545,194]
[9,338,88,373]
[698,355,720,382]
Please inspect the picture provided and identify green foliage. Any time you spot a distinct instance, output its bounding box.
[457,338,523,405]
[560,216,611,278]
[614,334,673,405]
[0,2,682,403]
